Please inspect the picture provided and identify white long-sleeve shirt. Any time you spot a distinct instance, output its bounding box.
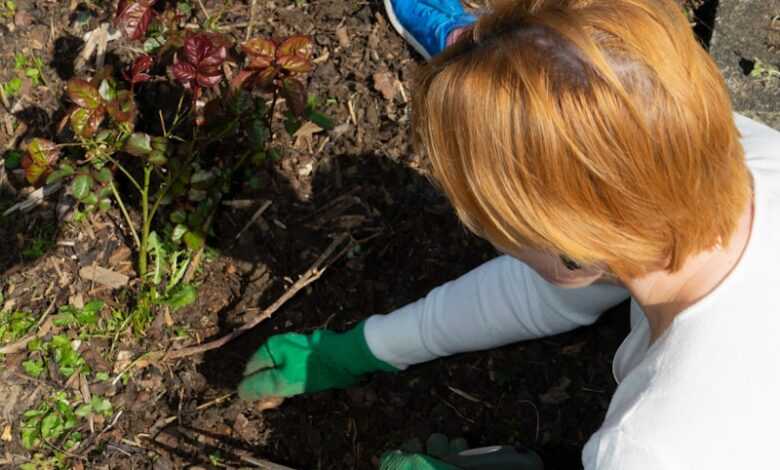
[364,114,780,469]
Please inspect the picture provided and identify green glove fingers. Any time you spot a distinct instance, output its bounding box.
[379,450,462,470]
[238,321,398,401]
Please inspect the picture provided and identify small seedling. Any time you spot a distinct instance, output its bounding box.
[0,0,15,19]
[750,58,780,80]
[14,53,46,87]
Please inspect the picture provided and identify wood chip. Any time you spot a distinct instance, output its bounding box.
[79,265,129,289]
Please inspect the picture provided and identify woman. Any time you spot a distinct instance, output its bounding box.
[239,1,780,468]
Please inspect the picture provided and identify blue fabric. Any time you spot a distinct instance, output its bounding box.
[388,0,476,57]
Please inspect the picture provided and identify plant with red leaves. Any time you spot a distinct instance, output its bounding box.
[171,33,228,98]
[115,0,158,40]
[234,36,314,117]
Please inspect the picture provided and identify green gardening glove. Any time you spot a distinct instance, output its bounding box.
[238,320,398,400]
[379,434,467,470]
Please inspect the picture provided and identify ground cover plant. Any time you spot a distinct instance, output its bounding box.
[0,0,776,468]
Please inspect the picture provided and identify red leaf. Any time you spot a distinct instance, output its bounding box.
[277,54,314,74]
[115,0,158,41]
[66,79,102,109]
[242,38,276,70]
[277,36,314,61]
[175,33,228,91]
[106,90,138,124]
[172,61,197,87]
[124,54,154,85]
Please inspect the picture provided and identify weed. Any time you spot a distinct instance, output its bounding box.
[750,58,780,80]
[14,52,46,87]
[0,0,14,19]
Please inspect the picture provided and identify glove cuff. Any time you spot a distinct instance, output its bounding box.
[321,320,400,377]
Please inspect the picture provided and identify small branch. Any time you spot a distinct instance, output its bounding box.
[196,0,210,20]
[0,299,56,355]
[246,0,258,40]
[164,234,351,360]
[232,200,272,245]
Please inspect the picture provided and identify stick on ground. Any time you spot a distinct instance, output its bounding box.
[164,233,351,360]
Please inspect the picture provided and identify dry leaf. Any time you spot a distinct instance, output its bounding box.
[373,71,398,101]
[336,27,351,48]
[1,424,12,442]
[293,121,324,150]
[79,265,130,289]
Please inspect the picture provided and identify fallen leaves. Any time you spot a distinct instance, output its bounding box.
[372,71,399,101]
[79,265,130,290]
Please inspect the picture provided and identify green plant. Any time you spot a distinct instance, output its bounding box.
[0,309,36,343]
[14,52,46,87]
[21,222,56,260]
[2,77,22,97]
[0,0,15,19]
[20,391,113,454]
[750,58,780,80]
[11,0,332,333]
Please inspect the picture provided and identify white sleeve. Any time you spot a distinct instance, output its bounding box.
[364,255,629,369]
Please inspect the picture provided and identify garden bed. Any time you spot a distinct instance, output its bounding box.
[1,0,776,469]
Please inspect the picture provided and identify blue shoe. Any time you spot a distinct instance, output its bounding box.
[384,0,477,60]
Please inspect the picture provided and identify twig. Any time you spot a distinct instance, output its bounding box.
[163,234,350,360]
[246,0,258,41]
[0,299,56,355]
[195,0,210,20]
[232,200,272,244]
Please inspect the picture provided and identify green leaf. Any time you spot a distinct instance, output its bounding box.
[74,403,92,417]
[90,396,113,416]
[247,119,269,150]
[70,107,106,139]
[46,163,75,184]
[98,79,117,102]
[169,210,187,225]
[71,174,93,201]
[95,371,110,381]
[40,413,63,440]
[21,426,38,449]
[283,112,302,136]
[305,109,335,130]
[183,231,205,251]
[95,166,113,183]
[82,192,98,206]
[22,359,44,378]
[98,198,112,212]
[172,224,188,242]
[148,149,168,166]
[125,132,153,156]
[4,149,23,169]
[165,284,197,311]
[2,77,22,96]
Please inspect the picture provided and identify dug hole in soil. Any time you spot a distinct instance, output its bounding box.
[3,0,751,468]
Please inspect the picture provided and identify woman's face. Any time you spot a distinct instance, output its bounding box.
[499,245,608,288]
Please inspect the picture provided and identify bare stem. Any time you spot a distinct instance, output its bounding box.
[109,181,141,249]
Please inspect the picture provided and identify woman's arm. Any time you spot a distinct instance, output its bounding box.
[365,255,630,369]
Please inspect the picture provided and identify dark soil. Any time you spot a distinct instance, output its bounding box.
[1,0,763,469]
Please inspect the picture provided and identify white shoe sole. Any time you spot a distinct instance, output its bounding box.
[383,0,433,60]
